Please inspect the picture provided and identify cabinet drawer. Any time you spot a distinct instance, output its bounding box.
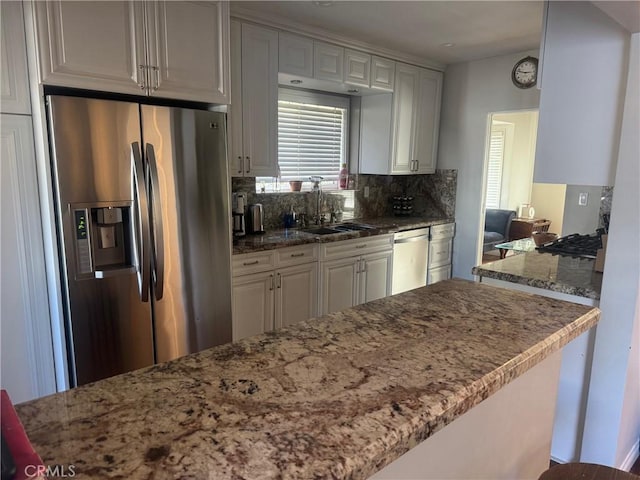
[320,234,393,261]
[275,244,318,268]
[429,238,453,268]
[430,222,455,240]
[427,264,451,285]
[232,250,275,276]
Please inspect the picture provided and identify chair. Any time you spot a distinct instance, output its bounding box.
[483,209,516,253]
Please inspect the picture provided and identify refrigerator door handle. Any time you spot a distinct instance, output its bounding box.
[145,143,164,300]
[131,142,152,302]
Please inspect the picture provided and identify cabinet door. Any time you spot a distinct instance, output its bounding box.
[344,49,371,88]
[320,257,358,315]
[371,56,395,92]
[241,24,278,177]
[314,42,344,82]
[391,63,420,174]
[232,271,274,341]
[279,32,313,77]
[1,2,30,114]
[413,69,442,174]
[34,1,146,95]
[145,1,229,104]
[427,264,451,285]
[276,263,318,329]
[228,20,245,176]
[359,251,392,304]
[1,115,56,402]
[429,238,453,269]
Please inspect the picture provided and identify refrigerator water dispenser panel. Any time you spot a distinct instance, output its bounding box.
[72,203,136,280]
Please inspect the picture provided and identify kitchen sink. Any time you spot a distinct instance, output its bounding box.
[301,223,378,235]
[301,227,343,235]
[333,223,376,231]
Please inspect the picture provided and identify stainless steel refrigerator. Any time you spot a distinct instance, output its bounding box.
[47,95,232,387]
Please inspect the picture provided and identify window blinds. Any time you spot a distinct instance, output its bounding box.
[485,127,506,209]
[278,100,346,183]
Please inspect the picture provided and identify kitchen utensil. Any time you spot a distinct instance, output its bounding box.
[248,204,265,233]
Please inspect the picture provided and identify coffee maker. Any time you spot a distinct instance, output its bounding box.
[232,193,246,237]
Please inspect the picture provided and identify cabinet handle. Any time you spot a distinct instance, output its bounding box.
[149,65,159,91]
[137,64,146,90]
[290,253,305,258]
[269,274,274,291]
[238,156,243,174]
[245,156,250,173]
[355,244,367,249]
[415,160,419,171]
[276,272,281,289]
[243,260,259,266]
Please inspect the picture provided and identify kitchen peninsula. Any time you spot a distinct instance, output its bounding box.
[15,280,599,479]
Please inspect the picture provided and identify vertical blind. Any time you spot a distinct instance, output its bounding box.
[485,127,506,209]
[278,100,346,183]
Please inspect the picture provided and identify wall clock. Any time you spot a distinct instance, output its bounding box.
[511,56,538,89]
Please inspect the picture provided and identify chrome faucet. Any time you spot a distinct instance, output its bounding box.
[310,176,323,225]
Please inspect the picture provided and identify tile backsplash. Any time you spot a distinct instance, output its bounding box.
[231,170,457,230]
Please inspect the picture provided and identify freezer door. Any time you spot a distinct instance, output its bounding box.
[47,96,155,386]
[141,105,232,362]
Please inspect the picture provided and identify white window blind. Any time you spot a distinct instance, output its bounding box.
[485,127,506,209]
[278,99,346,183]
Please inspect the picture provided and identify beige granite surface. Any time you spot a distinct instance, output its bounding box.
[233,216,452,254]
[15,279,599,479]
[472,251,603,300]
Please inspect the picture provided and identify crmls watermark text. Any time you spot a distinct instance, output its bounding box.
[25,465,76,477]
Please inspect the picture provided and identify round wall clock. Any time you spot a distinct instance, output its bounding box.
[511,56,538,89]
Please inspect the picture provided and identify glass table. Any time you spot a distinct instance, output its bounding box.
[495,237,537,259]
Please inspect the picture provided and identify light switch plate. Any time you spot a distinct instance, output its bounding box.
[364,186,370,198]
[578,192,588,206]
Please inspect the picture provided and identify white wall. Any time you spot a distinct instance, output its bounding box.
[581,32,640,469]
[493,111,538,212]
[561,185,604,236]
[534,1,629,186]
[438,50,540,280]
[531,183,566,235]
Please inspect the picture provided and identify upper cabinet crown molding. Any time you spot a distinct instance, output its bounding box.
[1,2,31,114]
[33,1,230,104]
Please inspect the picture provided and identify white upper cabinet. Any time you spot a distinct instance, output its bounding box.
[1,2,31,114]
[314,42,344,82]
[279,32,313,78]
[360,62,442,175]
[34,1,229,103]
[371,56,395,92]
[229,21,278,177]
[344,49,371,88]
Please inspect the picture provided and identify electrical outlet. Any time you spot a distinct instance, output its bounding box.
[364,186,370,198]
[578,192,588,206]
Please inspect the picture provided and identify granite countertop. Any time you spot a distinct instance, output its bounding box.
[472,251,603,300]
[16,279,599,480]
[233,216,453,254]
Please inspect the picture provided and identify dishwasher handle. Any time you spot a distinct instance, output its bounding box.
[394,234,429,244]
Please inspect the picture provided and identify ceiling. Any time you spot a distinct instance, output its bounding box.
[231,1,545,65]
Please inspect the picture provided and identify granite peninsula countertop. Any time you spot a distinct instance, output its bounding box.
[16,279,599,480]
[472,251,603,300]
[233,216,453,254]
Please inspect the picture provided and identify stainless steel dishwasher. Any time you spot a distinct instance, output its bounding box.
[392,227,430,294]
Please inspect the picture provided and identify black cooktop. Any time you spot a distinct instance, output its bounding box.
[536,233,602,258]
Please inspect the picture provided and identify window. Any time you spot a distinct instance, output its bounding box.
[485,126,506,209]
[257,88,349,192]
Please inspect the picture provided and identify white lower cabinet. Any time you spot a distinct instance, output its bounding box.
[320,235,393,315]
[232,245,318,341]
[427,223,455,285]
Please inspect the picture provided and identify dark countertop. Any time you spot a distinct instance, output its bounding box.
[16,279,599,479]
[233,216,453,254]
[472,251,603,300]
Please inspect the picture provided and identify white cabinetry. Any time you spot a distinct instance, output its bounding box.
[427,223,455,285]
[344,49,371,88]
[371,56,395,92]
[314,42,344,82]
[1,2,31,114]
[229,21,278,177]
[359,63,442,175]
[33,1,229,103]
[320,235,393,315]
[232,245,318,341]
[279,32,313,77]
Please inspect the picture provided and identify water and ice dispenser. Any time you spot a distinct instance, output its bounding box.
[72,203,136,279]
